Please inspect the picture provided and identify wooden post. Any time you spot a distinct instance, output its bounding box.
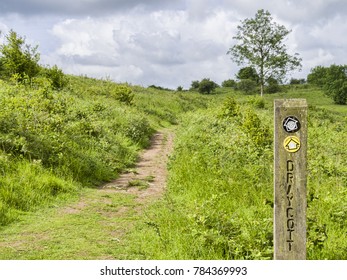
[274,99,307,260]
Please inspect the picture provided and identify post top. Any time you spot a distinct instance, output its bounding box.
[274,99,307,108]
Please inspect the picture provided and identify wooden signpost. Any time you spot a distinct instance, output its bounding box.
[274,99,307,260]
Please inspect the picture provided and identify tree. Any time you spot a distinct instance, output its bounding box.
[190,80,200,90]
[236,66,259,84]
[307,66,328,87]
[0,30,40,81]
[265,77,281,94]
[198,78,218,94]
[222,79,237,88]
[309,65,347,105]
[190,78,219,94]
[228,9,302,96]
[237,79,257,94]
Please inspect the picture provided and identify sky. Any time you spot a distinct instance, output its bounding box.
[0,0,346,89]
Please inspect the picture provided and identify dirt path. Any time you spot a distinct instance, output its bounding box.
[102,129,174,201]
[61,128,175,215]
[0,129,175,259]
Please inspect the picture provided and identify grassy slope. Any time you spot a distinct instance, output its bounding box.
[0,76,211,227]
[0,82,346,260]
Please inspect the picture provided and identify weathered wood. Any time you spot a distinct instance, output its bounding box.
[274,99,307,260]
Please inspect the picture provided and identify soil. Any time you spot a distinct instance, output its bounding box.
[62,128,175,215]
[101,129,175,202]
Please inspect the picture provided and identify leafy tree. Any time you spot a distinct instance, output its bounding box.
[222,79,237,88]
[236,66,259,84]
[190,80,200,90]
[198,78,218,94]
[228,9,302,96]
[307,66,328,87]
[323,65,347,105]
[0,30,40,81]
[265,77,281,94]
[307,64,347,105]
[190,79,219,94]
[237,79,257,94]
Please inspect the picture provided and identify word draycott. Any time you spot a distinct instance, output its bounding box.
[286,160,295,251]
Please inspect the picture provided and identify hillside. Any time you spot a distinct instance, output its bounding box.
[0,75,211,226]
[0,78,346,260]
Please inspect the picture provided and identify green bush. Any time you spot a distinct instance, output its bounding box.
[237,79,257,94]
[219,97,240,118]
[307,64,347,105]
[109,84,134,105]
[222,79,237,88]
[198,78,219,94]
[247,96,266,109]
[43,65,68,90]
[0,30,40,81]
[265,77,281,94]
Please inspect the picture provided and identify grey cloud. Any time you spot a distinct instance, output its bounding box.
[3,0,347,88]
[0,0,184,16]
[126,31,185,65]
[71,53,120,67]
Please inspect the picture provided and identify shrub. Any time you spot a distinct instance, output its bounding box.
[190,80,200,90]
[109,85,134,105]
[323,65,347,105]
[0,30,40,81]
[219,97,240,118]
[242,109,271,147]
[265,77,281,94]
[307,66,328,87]
[43,65,68,90]
[237,79,257,94]
[222,79,237,88]
[247,96,266,109]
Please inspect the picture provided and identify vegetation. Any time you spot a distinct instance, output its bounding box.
[221,79,237,89]
[0,30,40,81]
[228,9,302,96]
[125,86,347,260]
[190,78,219,94]
[0,73,211,226]
[308,64,347,105]
[0,28,346,260]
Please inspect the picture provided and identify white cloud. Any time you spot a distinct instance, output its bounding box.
[1,0,347,87]
[47,9,239,88]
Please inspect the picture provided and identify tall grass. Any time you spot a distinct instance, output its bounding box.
[126,88,347,260]
[127,100,274,259]
[0,75,211,226]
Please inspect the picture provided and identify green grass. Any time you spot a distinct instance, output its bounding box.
[0,75,213,226]
[124,86,347,260]
[0,188,139,259]
[0,80,346,260]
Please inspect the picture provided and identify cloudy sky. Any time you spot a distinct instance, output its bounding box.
[0,0,346,89]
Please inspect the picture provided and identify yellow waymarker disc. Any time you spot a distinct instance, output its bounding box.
[283,136,301,153]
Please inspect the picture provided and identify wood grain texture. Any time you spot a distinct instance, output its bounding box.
[274,99,307,260]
